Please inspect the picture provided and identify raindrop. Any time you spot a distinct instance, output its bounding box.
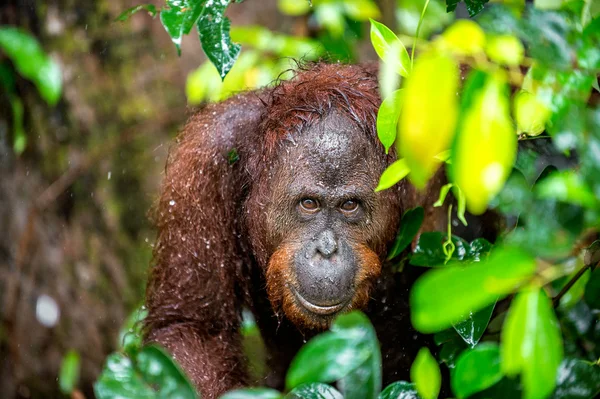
[36,294,60,327]
[169,200,176,206]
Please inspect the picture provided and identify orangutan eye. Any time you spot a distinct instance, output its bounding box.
[299,198,320,213]
[340,200,359,213]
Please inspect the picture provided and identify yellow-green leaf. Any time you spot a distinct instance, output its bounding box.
[411,347,441,399]
[398,51,459,189]
[440,20,486,56]
[513,90,551,136]
[501,287,563,399]
[277,0,311,16]
[375,159,410,192]
[377,89,403,153]
[486,35,524,67]
[370,19,411,77]
[451,70,517,215]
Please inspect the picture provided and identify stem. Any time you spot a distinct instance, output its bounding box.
[552,261,598,308]
[411,0,430,67]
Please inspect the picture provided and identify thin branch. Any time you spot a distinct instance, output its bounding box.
[552,260,598,308]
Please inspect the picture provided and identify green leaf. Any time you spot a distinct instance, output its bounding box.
[115,4,158,21]
[452,302,496,348]
[119,306,148,355]
[411,246,536,333]
[369,19,410,77]
[399,51,459,189]
[584,268,600,309]
[550,358,600,399]
[535,171,598,208]
[222,388,283,399]
[451,70,517,215]
[375,159,410,192]
[446,0,490,17]
[286,383,342,399]
[286,312,379,390]
[410,347,441,399]
[197,1,241,80]
[441,20,486,56]
[578,17,600,70]
[501,287,563,399]
[433,183,453,207]
[439,337,468,369]
[0,27,62,105]
[485,34,524,67]
[379,381,418,399]
[513,90,551,136]
[59,350,81,394]
[377,89,403,153]
[452,343,503,399]
[94,346,197,399]
[387,207,424,260]
[277,0,311,16]
[410,232,469,267]
[344,0,381,21]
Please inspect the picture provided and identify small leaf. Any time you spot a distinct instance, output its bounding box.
[501,287,563,399]
[433,183,453,207]
[0,27,62,105]
[376,159,410,192]
[584,268,600,309]
[285,312,377,390]
[344,0,381,21]
[379,381,418,399]
[452,343,503,399]
[387,207,424,260]
[222,388,283,399]
[410,232,469,267]
[514,90,551,136]
[485,34,524,67]
[452,302,496,348]
[451,70,517,215]
[535,171,598,208]
[115,4,158,21]
[440,20,486,56]
[119,306,148,355]
[439,337,468,369]
[277,0,311,16]
[410,347,441,399]
[411,246,536,333]
[550,358,600,399]
[377,89,403,153]
[286,383,342,399]
[59,350,81,394]
[370,19,410,77]
[399,51,459,189]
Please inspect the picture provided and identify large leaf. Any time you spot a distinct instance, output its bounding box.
[94,346,197,399]
[451,343,503,399]
[501,287,563,399]
[452,302,495,347]
[0,27,62,105]
[387,207,424,260]
[285,312,380,392]
[369,19,410,77]
[451,70,517,215]
[411,246,536,333]
[398,51,459,189]
[410,348,441,399]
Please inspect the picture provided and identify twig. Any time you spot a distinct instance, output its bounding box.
[552,260,598,308]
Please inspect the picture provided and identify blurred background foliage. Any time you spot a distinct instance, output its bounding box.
[1,0,599,398]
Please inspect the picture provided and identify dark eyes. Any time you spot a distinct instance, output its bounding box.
[298,198,360,214]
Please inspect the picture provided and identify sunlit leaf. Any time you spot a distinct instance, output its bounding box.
[0,27,62,105]
[452,302,495,348]
[376,159,410,192]
[513,90,551,136]
[452,343,503,399]
[277,0,311,16]
[387,207,424,260]
[485,34,524,66]
[286,383,343,399]
[344,0,381,21]
[379,381,418,399]
[440,20,486,56]
[222,388,283,399]
[398,51,459,189]
[411,246,536,332]
[410,348,441,399]
[230,26,322,58]
[59,350,81,394]
[535,171,598,208]
[377,89,403,153]
[369,19,411,77]
[451,70,516,215]
[501,287,563,399]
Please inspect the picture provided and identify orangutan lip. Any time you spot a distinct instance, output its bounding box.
[290,286,348,315]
